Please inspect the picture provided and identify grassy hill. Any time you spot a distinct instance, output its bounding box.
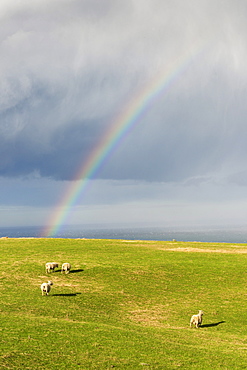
[0,237,247,369]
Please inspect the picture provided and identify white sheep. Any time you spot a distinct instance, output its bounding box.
[46,262,59,273]
[190,310,204,328]
[40,281,53,296]
[61,263,71,274]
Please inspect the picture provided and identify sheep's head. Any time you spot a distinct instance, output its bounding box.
[198,310,204,316]
[48,281,53,286]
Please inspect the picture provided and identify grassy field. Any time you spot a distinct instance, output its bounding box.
[0,237,247,369]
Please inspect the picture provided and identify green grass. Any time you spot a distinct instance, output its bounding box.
[0,238,247,369]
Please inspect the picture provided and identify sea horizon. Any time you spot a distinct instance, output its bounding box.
[1,224,247,243]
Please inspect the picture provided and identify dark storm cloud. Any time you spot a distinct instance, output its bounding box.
[1,0,247,185]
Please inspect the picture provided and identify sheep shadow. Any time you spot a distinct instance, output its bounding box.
[69,269,84,274]
[53,269,84,274]
[52,293,81,297]
[201,321,226,328]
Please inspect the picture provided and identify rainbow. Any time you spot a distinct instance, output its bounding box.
[43,48,202,237]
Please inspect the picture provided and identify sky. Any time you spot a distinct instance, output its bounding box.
[1,0,247,231]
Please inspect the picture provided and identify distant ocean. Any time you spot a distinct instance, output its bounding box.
[1,224,247,243]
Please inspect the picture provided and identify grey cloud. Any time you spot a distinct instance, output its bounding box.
[1,0,247,185]
[227,171,247,187]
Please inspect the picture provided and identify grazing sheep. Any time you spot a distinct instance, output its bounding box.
[61,263,71,274]
[40,281,53,296]
[46,262,59,273]
[190,310,204,328]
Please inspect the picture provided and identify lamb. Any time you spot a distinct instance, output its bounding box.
[45,262,59,273]
[190,310,204,328]
[40,281,53,296]
[61,262,71,274]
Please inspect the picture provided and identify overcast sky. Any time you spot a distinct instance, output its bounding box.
[1,0,247,230]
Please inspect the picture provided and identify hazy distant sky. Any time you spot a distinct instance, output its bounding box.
[1,0,247,229]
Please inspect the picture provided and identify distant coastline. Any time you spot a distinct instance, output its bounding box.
[0,225,247,243]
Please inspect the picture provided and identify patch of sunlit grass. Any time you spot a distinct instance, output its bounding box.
[0,237,247,368]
